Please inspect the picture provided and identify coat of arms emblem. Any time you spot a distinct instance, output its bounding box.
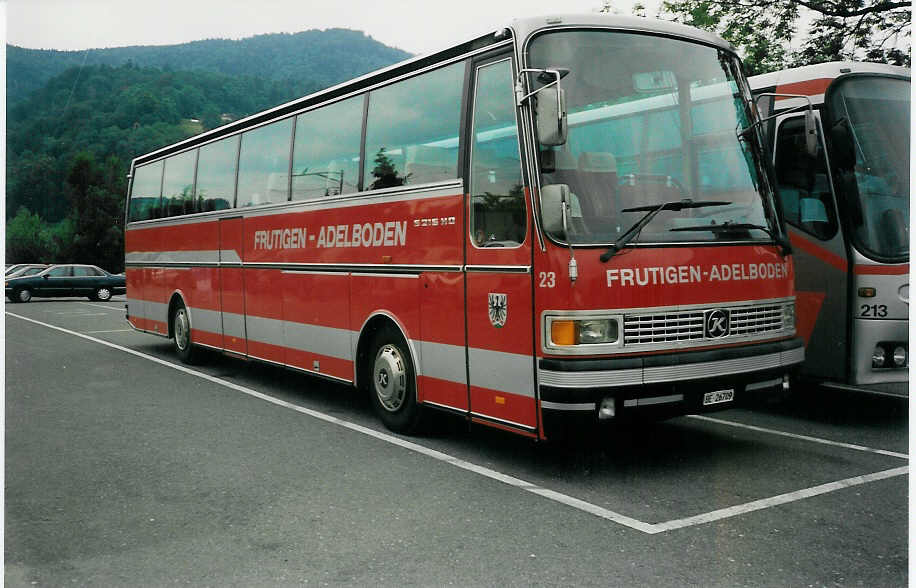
[488,293,508,328]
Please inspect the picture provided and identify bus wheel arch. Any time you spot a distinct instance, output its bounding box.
[356,314,423,434]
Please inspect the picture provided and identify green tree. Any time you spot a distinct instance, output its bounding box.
[6,207,54,263]
[660,0,910,74]
[61,152,125,272]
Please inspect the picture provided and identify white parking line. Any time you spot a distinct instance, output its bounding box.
[6,310,909,535]
[652,466,909,532]
[85,329,133,334]
[78,302,123,311]
[688,415,909,460]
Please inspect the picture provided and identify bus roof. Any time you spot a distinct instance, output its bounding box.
[132,13,733,169]
[508,13,732,53]
[749,61,911,92]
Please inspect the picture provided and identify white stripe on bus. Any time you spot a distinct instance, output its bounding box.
[127,299,531,397]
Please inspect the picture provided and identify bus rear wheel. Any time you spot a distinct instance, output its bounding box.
[172,303,199,364]
[366,326,423,434]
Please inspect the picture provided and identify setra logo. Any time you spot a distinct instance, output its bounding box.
[704,308,730,338]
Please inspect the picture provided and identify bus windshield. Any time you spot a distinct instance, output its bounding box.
[529,30,776,246]
[828,75,910,261]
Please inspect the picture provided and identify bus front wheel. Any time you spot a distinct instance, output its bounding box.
[367,326,423,434]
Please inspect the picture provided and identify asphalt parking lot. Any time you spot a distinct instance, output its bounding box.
[5,299,909,586]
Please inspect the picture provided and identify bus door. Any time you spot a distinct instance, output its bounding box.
[219,216,247,355]
[772,111,847,381]
[464,54,537,435]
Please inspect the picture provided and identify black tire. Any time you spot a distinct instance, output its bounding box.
[16,288,32,303]
[365,325,423,434]
[92,287,112,302]
[171,303,199,364]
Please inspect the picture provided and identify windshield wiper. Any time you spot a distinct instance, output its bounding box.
[599,199,731,262]
[670,222,792,256]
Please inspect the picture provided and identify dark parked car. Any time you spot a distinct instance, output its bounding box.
[6,264,48,278]
[6,264,126,303]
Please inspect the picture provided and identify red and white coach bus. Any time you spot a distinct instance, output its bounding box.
[750,62,909,397]
[125,14,804,439]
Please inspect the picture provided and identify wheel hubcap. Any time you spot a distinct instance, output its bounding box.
[98,288,111,300]
[373,344,407,412]
[19,290,30,302]
[174,309,190,351]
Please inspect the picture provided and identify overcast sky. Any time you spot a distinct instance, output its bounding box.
[5,0,659,56]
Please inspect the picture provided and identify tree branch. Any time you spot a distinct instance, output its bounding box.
[794,0,910,18]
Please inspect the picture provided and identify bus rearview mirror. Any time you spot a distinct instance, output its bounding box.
[540,183,569,236]
[536,87,568,146]
[804,110,818,157]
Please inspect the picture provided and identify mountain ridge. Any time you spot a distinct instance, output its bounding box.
[7,28,414,104]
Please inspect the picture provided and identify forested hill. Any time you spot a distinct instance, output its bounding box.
[5,30,412,271]
[8,64,307,220]
[7,28,413,104]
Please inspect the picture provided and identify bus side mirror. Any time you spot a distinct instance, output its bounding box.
[541,183,569,236]
[516,68,570,146]
[536,87,568,146]
[804,110,818,157]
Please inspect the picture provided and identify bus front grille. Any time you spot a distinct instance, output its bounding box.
[623,303,785,346]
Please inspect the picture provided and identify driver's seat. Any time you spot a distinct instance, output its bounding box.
[577,151,618,218]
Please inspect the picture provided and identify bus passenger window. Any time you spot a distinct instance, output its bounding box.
[469,59,525,247]
[127,161,163,222]
[292,96,363,199]
[237,118,293,207]
[196,135,239,211]
[162,149,197,217]
[364,61,464,191]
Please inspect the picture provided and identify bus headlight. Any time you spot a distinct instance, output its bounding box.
[578,319,618,344]
[550,318,619,346]
[892,346,907,367]
[872,345,886,368]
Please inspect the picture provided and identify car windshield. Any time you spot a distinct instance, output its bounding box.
[529,30,776,245]
[827,75,909,261]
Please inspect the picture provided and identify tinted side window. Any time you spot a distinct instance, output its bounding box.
[128,161,163,222]
[237,119,294,207]
[196,135,239,212]
[774,116,838,240]
[469,59,526,247]
[364,62,464,190]
[163,149,198,217]
[292,97,364,200]
[47,266,72,277]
